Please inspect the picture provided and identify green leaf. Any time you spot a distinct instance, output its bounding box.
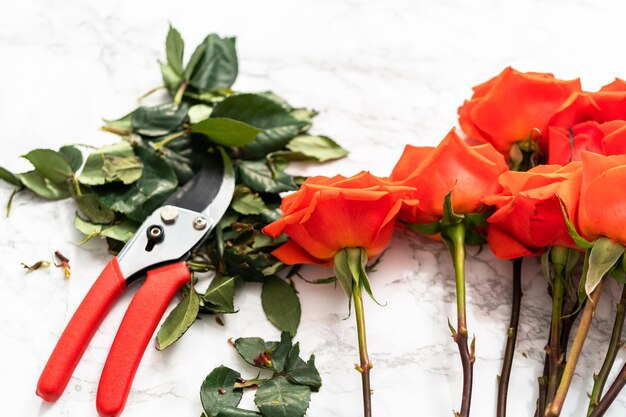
[200,366,243,417]
[160,62,182,93]
[102,155,143,184]
[103,111,134,132]
[233,337,275,368]
[156,286,199,350]
[203,274,236,314]
[0,166,21,187]
[254,376,311,417]
[191,118,260,147]
[74,214,137,243]
[243,126,301,160]
[95,145,178,222]
[100,221,137,242]
[17,171,70,200]
[185,34,238,91]
[558,199,594,249]
[585,237,625,296]
[231,192,267,215]
[268,332,293,373]
[22,149,74,183]
[166,25,184,76]
[285,135,348,162]
[216,408,261,417]
[131,103,188,137]
[188,104,213,123]
[283,343,322,391]
[237,160,297,193]
[79,142,139,185]
[210,94,305,159]
[59,146,83,172]
[261,276,301,337]
[211,93,301,130]
[75,193,116,223]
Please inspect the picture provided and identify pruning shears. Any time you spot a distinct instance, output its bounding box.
[36,150,235,417]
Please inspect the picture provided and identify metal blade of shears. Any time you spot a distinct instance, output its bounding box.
[164,148,234,216]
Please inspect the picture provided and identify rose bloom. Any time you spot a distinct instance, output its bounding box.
[578,151,626,245]
[262,172,417,266]
[547,120,626,165]
[484,163,582,259]
[458,67,581,155]
[390,128,508,224]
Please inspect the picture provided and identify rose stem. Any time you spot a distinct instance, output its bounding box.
[547,268,566,404]
[588,362,626,417]
[445,223,473,417]
[587,284,626,415]
[497,257,523,417]
[545,280,605,417]
[535,361,549,417]
[353,279,372,417]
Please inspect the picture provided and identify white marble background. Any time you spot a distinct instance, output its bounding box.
[1,0,625,416]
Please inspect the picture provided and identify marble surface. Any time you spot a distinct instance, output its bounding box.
[1,1,625,416]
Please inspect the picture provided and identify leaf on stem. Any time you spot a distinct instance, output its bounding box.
[261,276,301,337]
[200,366,244,417]
[586,238,625,296]
[74,214,137,243]
[237,160,297,194]
[254,376,311,417]
[79,142,141,186]
[22,149,74,183]
[284,135,348,162]
[0,166,22,187]
[131,103,188,137]
[156,284,200,350]
[166,24,184,76]
[191,118,260,147]
[185,34,238,92]
[203,274,237,314]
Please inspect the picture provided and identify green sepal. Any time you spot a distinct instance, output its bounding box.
[408,221,440,235]
[442,190,463,226]
[585,237,624,297]
[558,198,593,249]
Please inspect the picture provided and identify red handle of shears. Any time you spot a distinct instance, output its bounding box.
[36,257,127,402]
[96,261,190,417]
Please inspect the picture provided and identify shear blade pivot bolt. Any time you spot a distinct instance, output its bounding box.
[193,216,207,230]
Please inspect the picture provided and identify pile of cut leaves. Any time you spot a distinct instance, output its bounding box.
[201,333,321,417]
[0,26,347,347]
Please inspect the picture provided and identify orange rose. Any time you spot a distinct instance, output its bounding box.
[458,67,581,155]
[484,163,582,259]
[547,120,626,165]
[587,78,626,122]
[390,129,508,224]
[578,152,626,244]
[262,172,417,266]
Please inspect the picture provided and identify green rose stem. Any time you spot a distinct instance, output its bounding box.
[334,247,376,417]
[442,222,474,417]
[588,362,626,417]
[496,257,523,417]
[546,246,569,404]
[587,284,626,415]
[545,280,605,417]
[352,279,372,417]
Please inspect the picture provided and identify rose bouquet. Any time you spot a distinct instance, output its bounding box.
[263,67,626,417]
